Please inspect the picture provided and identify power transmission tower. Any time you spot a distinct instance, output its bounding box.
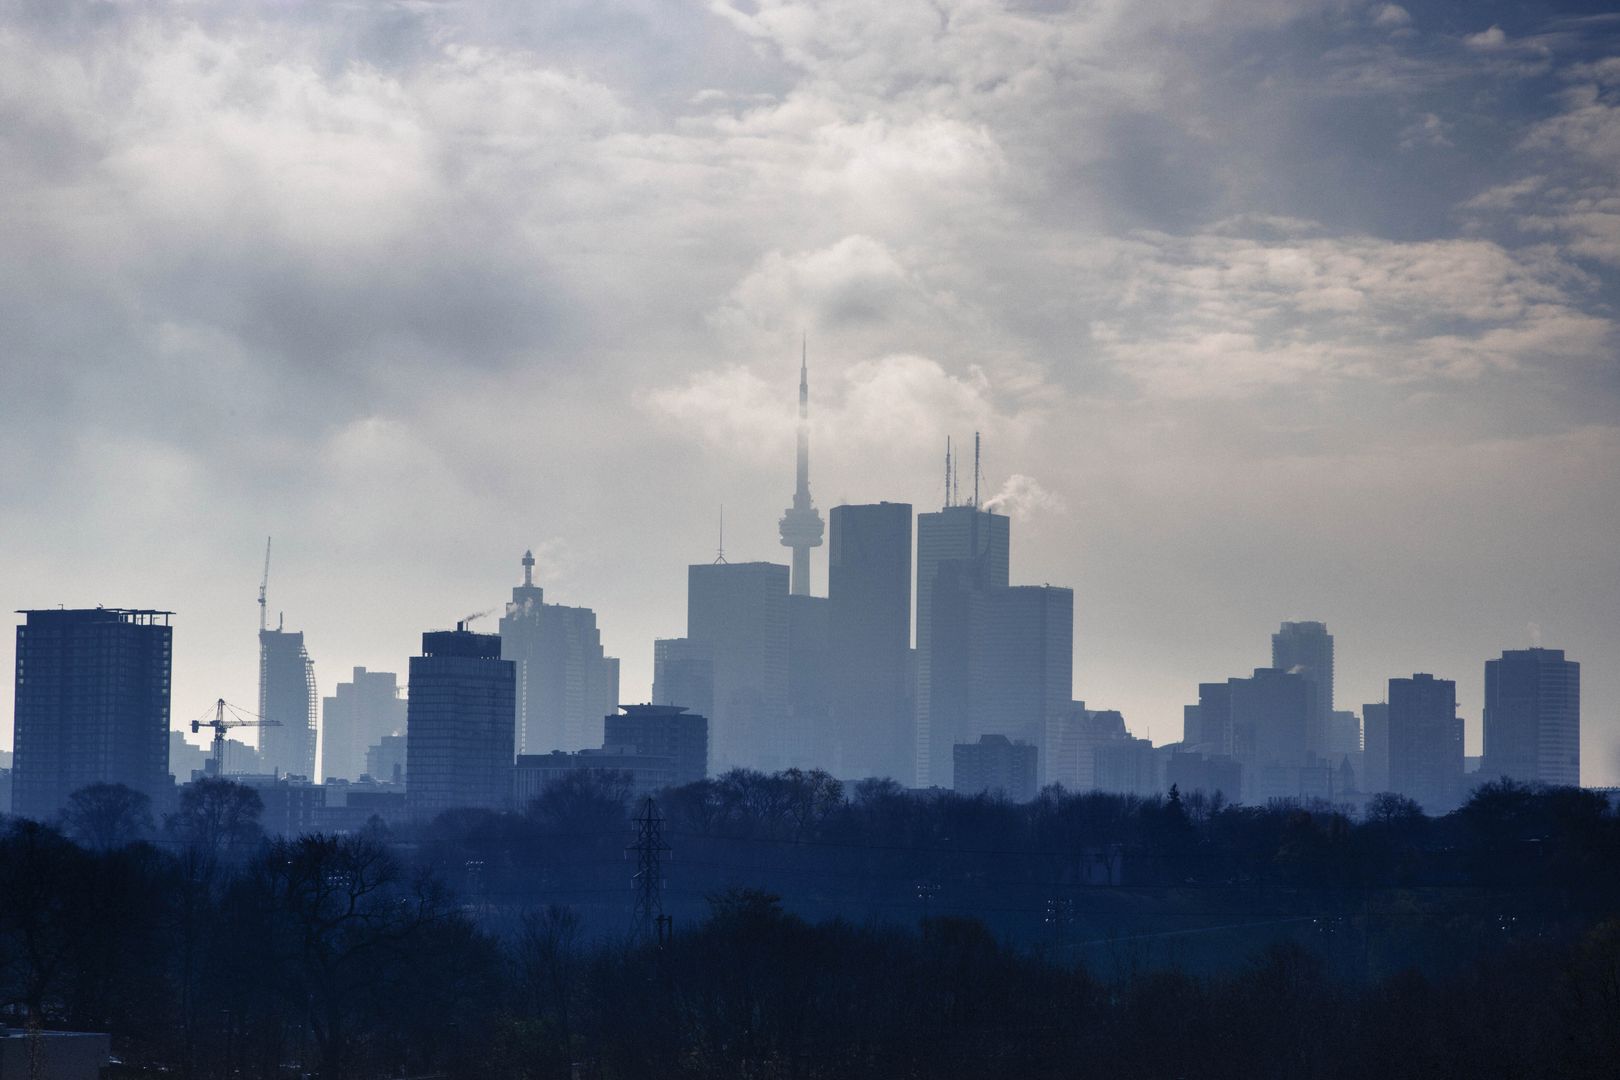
[629,796,672,946]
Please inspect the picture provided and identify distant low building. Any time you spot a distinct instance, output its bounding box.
[317,778,407,832]
[365,733,407,784]
[604,704,708,787]
[1044,704,1128,792]
[1166,750,1242,800]
[1094,735,1160,797]
[220,775,325,837]
[953,734,1038,802]
[515,750,676,805]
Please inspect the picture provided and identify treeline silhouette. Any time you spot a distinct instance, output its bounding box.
[0,774,1615,1077]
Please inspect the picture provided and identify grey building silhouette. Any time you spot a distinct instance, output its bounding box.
[827,501,913,781]
[1229,667,1311,803]
[259,624,317,779]
[687,561,790,772]
[321,667,406,782]
[365,733,407,784]
[787,592,831,770]
[1272,621,1334,754]
[604,704,709,787]
[969,584,1072,782]
[1483,647,1580,787]
[1094,735,1162,797]
[1388,673,1464,813]
[1045,704,1128,792]
[1187,681,1234,757]
[653,637,715,719]
[12,608,172,821]
[500,550,620,754]
[953,734,1038,802]
[405,626,516,819]
[1362,701,1391,793]
[914,503,1009,786]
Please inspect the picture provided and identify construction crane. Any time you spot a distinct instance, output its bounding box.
[191,698,280,778]
[257,537,272,633]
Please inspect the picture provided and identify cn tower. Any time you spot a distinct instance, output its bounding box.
[778,338,824,595]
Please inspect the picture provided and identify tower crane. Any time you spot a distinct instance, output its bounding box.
[257,537,272,634]
[191,699,280,778]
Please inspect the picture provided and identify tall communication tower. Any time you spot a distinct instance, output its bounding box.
[629,797,672,945]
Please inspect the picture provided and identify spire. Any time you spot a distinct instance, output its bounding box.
[521,549,535,587]
[778,335,824,595]
[715,505,728,564]
[973,431,981,509]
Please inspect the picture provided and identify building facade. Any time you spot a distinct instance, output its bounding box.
[604,704,709,787]
[1482,647,1580,787]
[321,667,406,782]
[13,608,173,820]
[405,627,516,819]
[686,561,791,772]
[1387,674,1464,813]
[500,551,620,755]
[258,626,317,779]
[914,504,1009,786]
[953,734,1038,802]
[1272,621,1334,754]
[827,501,913,782]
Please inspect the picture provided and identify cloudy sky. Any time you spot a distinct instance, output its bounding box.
[3,0,1617,782]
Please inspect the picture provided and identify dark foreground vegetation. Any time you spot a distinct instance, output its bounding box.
[1,774,1617,1078]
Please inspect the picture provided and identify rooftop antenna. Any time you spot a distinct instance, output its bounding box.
[714,505,728,564]
[944,437,953,508]
[257,537,272,633]
[973,431,981,509]
[522,548,535,587]
[952,443,960,508]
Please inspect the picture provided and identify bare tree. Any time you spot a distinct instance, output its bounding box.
[60,783,154,852]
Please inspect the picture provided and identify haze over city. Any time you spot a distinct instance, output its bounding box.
[4,0,1616,781]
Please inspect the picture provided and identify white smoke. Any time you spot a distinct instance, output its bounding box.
[982,474,1065,520]
[1528,621,1543,647]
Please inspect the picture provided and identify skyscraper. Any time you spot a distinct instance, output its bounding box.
[321,667,406,782]
[968,584,1073,780]
[827,501,913,781]
[259,624,317,780]
[1272,621,1333,754]
[777,342,824,597]
[12,608,172,820]
[1482,647,1580,787]
[1229,667,1311,803]
[1362,701,1391,793]
[686,561,791,772]
[914,503,1009,786]
[499,551,621,754]
[405,625,516,819]
[1387,673,1464,813]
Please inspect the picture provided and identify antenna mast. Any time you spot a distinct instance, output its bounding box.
[714,505,728,564]
[257,537,272,633]
[973,431,981,509]
[944,437,952,508]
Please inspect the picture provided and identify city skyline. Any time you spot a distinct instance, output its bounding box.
[1,0,1616,783]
